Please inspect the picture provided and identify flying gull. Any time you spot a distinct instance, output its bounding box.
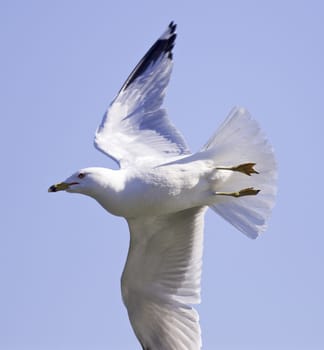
[49,22,277,350]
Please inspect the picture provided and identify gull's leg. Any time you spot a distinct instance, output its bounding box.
[217,162,259,176]
[215,187,260,197]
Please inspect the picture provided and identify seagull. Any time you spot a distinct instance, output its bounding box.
[49,22,277,350]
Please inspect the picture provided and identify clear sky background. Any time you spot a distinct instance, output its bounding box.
[1,1,324,349]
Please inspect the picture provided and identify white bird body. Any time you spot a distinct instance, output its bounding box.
[72,160,210,217]
[49,22,277,350]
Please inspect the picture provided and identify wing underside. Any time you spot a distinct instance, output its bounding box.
[121,207,206,350]
[94,22,190,167]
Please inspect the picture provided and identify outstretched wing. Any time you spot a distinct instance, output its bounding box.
[121,207,206,350]
[94,22,190,168]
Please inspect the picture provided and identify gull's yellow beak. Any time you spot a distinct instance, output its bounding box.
[48,182,70,192]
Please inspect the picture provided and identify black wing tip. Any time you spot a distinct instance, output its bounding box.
[120,22,178,91]
[166,34,176,60]
[169,21,176,34]
[164,21,177,60]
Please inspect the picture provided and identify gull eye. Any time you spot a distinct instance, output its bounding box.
[78,173,86,179]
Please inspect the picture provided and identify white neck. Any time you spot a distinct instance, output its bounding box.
[82,167,127,217]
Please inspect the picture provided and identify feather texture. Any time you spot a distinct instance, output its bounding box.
[121,207,206,349]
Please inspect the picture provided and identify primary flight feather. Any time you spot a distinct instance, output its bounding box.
[49,22,277,349]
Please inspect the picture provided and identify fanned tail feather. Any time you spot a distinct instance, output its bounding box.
[203,107,277,238]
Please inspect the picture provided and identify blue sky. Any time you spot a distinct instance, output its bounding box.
[1,1,324,349]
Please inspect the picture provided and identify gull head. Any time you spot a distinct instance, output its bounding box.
[48,167,126,216]
[48,167,109,195]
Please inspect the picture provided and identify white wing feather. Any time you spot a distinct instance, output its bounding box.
[121,207,206,350]
[94,23,190,168]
